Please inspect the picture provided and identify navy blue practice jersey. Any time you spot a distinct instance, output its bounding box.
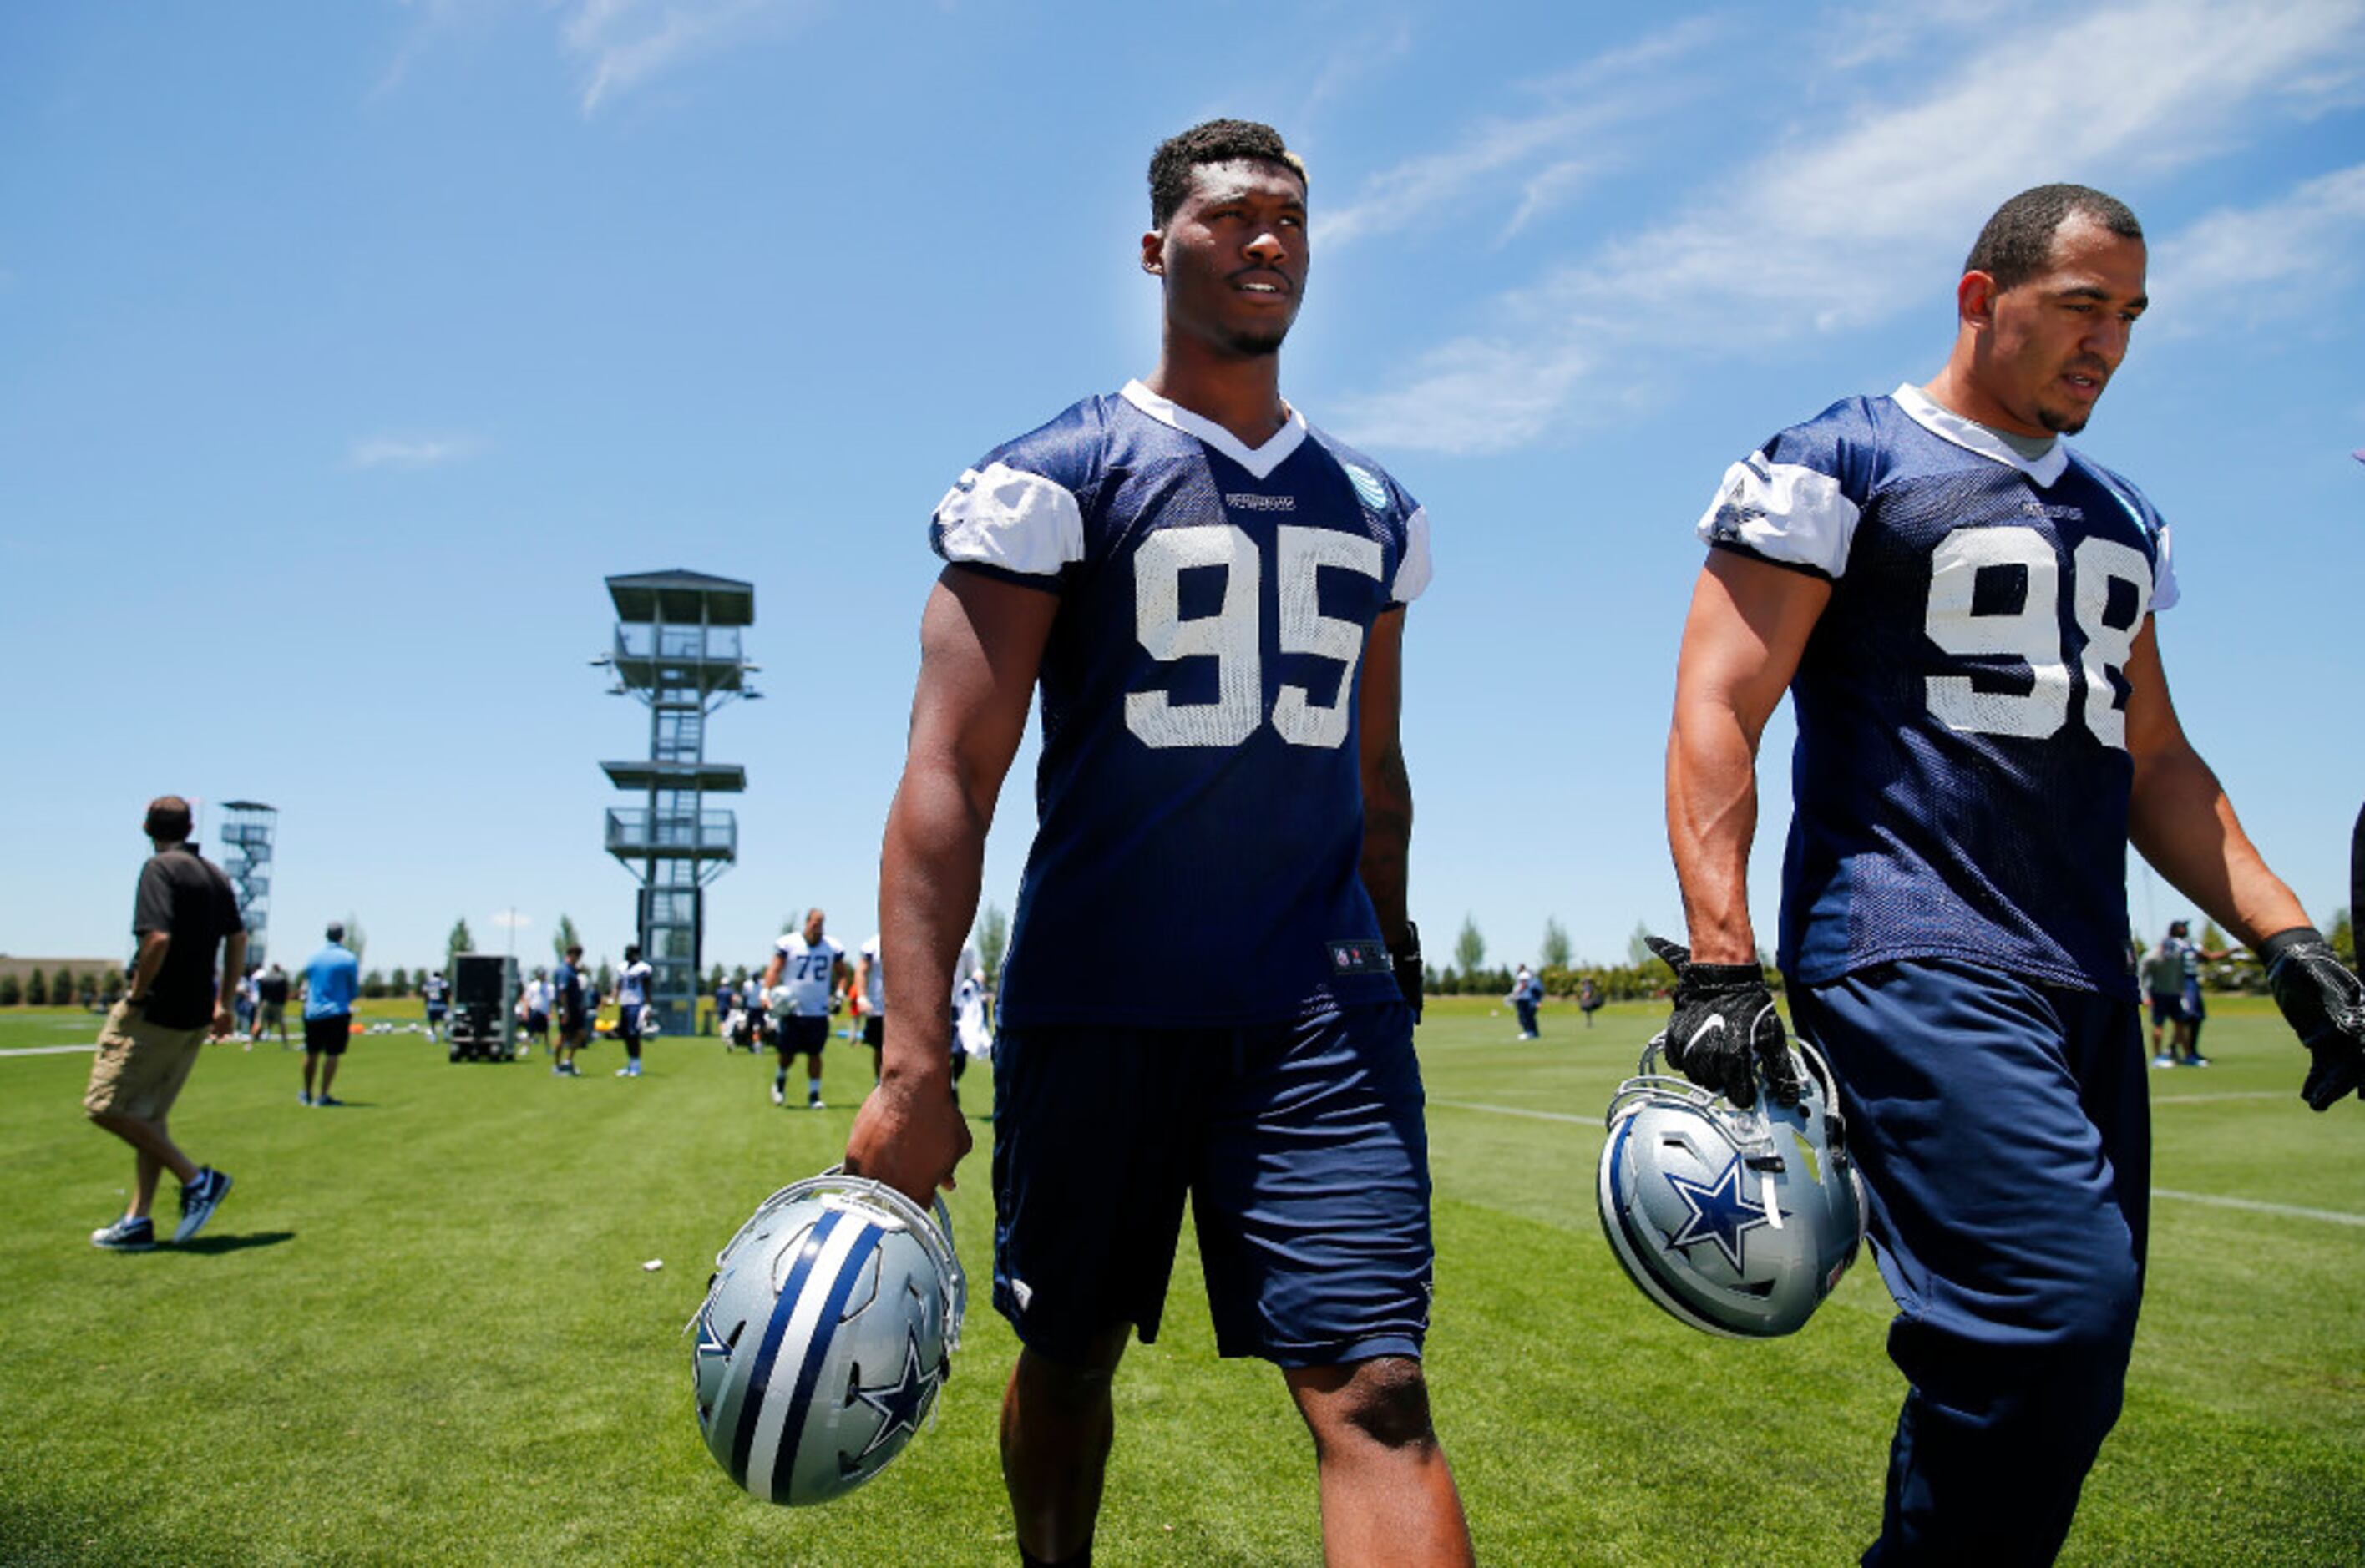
[1699,384,2179,999]
[932,380,1432,1028]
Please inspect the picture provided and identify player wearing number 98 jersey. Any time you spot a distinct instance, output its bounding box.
[1660,184,2355,1564]
[1699,380,2175,994]
[929,377,1429,1028]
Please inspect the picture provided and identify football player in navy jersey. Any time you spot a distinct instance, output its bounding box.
[843,120,1470,1567]
[1660,185,2365,1564]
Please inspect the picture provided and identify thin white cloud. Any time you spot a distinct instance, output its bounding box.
[348,434,486,471]
[1313,16,1726,250]
[564,0,831,114]
[375,0,832,113]
[2149,163,2365,317]
[1336,0,2365,453]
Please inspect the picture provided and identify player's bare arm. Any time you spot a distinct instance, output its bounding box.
[844,565,1057,1203]
[1666,550,1831,965]
[1356,607,1413,952]
[2120,619,2309,946]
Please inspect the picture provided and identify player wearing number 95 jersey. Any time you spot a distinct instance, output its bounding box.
[1662,184,2362,1565]
[843,119,1471,1568]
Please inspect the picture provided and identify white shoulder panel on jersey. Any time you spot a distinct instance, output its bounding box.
[1392,505,1433,604]
[935,462,1086,579]
[1696,452,1862,579]
[2150,524,2178,612]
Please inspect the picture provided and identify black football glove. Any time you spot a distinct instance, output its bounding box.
[1645,934,1800,1111]
[1392,922,1424,1024]
[2260,927,2365,1112]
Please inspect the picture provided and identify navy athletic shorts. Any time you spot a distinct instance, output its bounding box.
[990,999,1432,1369]
[776,1015,828,1055]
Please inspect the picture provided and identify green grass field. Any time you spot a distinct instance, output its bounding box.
[3,994,2359,1565]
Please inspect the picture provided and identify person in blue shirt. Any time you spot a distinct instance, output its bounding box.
[422,969,449,1044]
[301,922,360,1107]
[843,119,1467,1568]
[1661,183,2365,1562]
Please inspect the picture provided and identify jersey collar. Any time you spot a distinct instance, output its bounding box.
[1120,379,1308,480]
[1892,382,2070,487]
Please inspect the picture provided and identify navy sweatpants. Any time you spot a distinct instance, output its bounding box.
[1789,958,2149,1566]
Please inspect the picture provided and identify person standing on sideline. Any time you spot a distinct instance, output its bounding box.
[519,967,552,1057]
[300,923,360,1107]
[1576,975,1603,1028]
[843,120,1471,1567]
[763,908,843,1108]
[1660,183,2365,1562]
[84,796,241,1250]
[1508,964,1543,1040]
[713,973,734,1039]
[552,944,589,1077]
[253,961,291,1048]
[233,966,259,1039]
[2142,923,2191,1065]
[853,932,888,1082]
[615,944,653,1078]
[422,969,450,1044]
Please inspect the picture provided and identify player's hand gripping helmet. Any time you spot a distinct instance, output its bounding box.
[1597,1035,1864,1338]
[690,1170,966,1505]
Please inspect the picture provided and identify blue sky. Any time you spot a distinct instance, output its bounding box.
[4,1,2361,978]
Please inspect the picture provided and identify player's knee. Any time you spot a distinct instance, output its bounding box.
[1320,1357,1436,1453]
[1012,1334,1127,1416]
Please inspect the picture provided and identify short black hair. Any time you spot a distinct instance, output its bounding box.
[1965,184,2143,291]
[1149,119,1306,230]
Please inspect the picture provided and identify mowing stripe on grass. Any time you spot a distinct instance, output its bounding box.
[2150,1090,2288,1104]
[2154,1188,2365,1227]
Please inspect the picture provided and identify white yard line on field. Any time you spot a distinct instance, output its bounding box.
[0,1044,98,1057]
[1429,1098,1596,1126]
[1430,1098,2365,1227]
[2153,1189,2365,1228]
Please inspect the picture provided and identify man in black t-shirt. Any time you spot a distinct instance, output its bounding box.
[84,797,244,1251]
[252,962,291,1047]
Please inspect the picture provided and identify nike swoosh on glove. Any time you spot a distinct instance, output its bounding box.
[1644,934,1801,1111]
[2261,927,2365,1112]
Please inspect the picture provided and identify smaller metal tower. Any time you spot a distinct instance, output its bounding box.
[218,801,277,968]
[595,571,759,1035]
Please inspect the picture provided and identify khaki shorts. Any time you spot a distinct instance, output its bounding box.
[83,1000,210,1120]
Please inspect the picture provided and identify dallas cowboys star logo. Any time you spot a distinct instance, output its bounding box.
[850,1328,942,1465]
[1664,1155,1777,1272]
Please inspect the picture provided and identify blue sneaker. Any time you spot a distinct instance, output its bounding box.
[174,1166,233,1243]
[91,1215,155,1251]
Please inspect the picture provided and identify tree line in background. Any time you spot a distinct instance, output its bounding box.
[7,904,2345,1009]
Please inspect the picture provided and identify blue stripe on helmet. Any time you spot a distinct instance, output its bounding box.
[769,1221,886,1503]
[729,1207,842,1490]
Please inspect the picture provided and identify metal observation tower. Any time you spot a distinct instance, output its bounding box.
[218,801,278,968]
[594,571,758,1035]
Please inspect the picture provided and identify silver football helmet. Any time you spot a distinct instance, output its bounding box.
[1597,1035,1864,1338]
[691,1170,966,1505]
